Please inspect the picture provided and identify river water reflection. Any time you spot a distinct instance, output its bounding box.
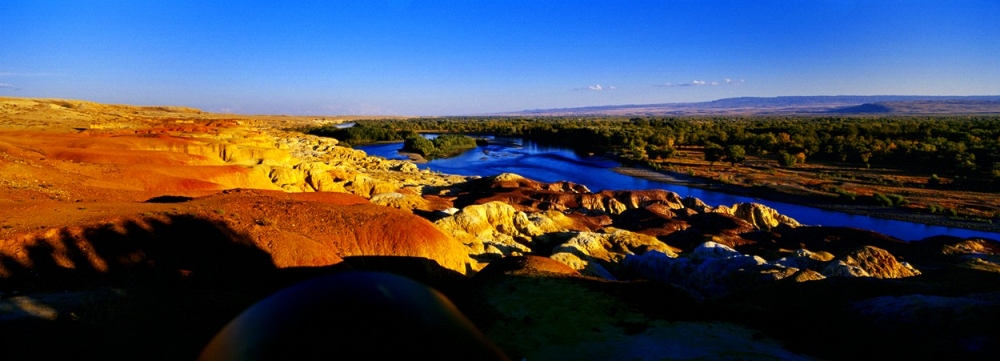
[358,137,1000,241]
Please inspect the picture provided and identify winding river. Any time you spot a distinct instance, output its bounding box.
[358,137,1000,241]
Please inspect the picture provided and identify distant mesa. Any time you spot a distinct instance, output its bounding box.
[827,103,894,114]
[505,95,1000,116]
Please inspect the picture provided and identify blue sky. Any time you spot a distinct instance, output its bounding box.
[1,1,998,115]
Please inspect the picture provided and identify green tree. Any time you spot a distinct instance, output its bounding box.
[704,142,725,165]
[725,145,746,165]
[431,134,478,157]
[779,152,797,168]
[402,134,436,157]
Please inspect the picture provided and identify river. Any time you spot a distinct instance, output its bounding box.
[358,137,1000,241]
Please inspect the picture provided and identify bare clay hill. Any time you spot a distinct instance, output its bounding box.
[2,97,999,361]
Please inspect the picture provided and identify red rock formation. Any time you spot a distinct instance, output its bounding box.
[0,190,472,290]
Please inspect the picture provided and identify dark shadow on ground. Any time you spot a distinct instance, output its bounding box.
[0,215,280,361]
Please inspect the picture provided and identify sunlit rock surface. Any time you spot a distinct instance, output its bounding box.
[822,245,921,279]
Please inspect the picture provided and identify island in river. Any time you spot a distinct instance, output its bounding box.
[401,133,478,160]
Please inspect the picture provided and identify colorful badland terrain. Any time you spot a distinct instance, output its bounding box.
[1,97,999,360]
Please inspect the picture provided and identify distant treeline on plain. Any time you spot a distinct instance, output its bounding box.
[307,115,1000,188]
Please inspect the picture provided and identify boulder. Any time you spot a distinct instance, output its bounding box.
[199,272,508,361]
[269,166,308,191]
[623,241,798,297]
[303,168,335,192]
[550,228,680,279]
[713,202,801,230]
[433,202,539,267]
[452,174,694,216]
[550,252,617,280]
[774,248,835,271]
[487,173,591,193]
[682,196,712,213]
[785,269,827,282]
[368,191,445,212]
[614,206,690,237]
[574,190,687,215]
[822,246,920,279]
[347,174,400,198]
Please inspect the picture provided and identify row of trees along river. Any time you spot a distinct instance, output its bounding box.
[308,116,1000,190]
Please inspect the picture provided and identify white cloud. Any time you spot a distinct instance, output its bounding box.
[658,78,745,88]
[576,84,616,91]
[0,83,14,89]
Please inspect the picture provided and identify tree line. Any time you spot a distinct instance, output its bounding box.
[306,116,1000,187]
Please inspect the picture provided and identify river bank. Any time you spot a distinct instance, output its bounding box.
[357,137,1000,240]
[614,165,1000,236]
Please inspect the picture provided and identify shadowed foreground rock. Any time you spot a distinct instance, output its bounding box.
[200,272,508,361]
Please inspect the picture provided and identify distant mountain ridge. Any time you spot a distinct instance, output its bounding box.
[505,95,1000,116]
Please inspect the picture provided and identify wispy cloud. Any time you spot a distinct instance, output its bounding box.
[658,78,743,88]
[577,84,616,91]
[321,103,397,116]
[0,83,14,89]
[0,71,59,77]
[659,80,711,87]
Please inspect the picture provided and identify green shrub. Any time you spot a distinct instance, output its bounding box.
[308,124,403,145]
[887,194,907,206]
[872,193,893,207]
[402,135,436,157]
[779,152,797,167]
[431,134,478,157]
[830,187,857,201]
[928,174,941,186]
[402,134,477,159]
